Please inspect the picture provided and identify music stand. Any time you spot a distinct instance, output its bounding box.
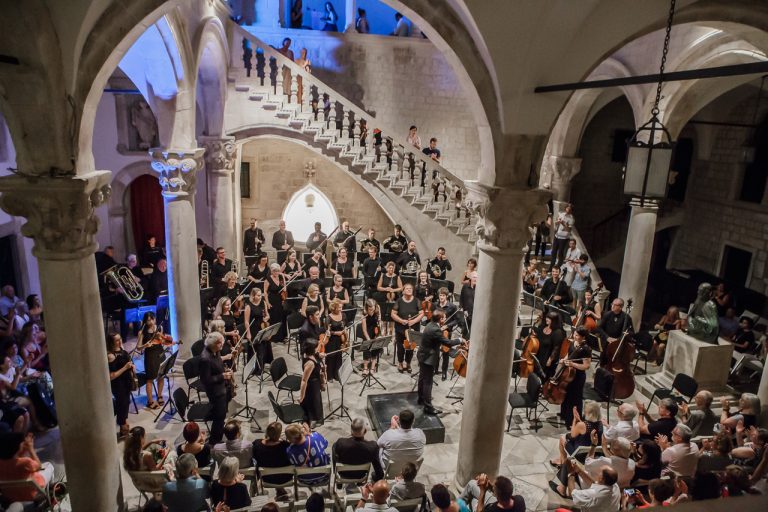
[233,349,264,431]
[153,350,179,423]
[324,353,354,422]
[358,336,390,395]
[251,323,282,392]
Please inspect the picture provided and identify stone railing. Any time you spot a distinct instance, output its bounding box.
[230,25,467,197]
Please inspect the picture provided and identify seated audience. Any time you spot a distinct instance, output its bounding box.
[720,393,760,430]
[733,426,768,468]
[333,417,384,481]
[658,424,699,477]
[285,423,330,484]
[0,432,55,502]
[550,403,603,467]
[569,466,621,511]
[377,409,426,469]
[689,471,723,501]
[176,421,212,473]
[622,477,680,509]
[0,351,44,431]
[636,398,678,439]
[123,426,175,473]
[390,462,426,501]
[162,453,209,512]
[355,480,398,512]
[631,439,662,485]
[211,456,252,510]
[697,432,733,473]
[213,420,253,469]
[730,316,757,353]
[719,307,740,339]
[602,403,639,442]
[469,474,525,512]
[679,390,717,437]
[723,464,760,496]
[431,483,471,512]
[253,421,291,496]
[587,435,635,488]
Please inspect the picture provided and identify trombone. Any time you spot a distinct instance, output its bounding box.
[200,259,210,289]
[101,265,144,302]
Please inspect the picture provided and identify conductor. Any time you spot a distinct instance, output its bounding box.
[199,332,233,444]
[417,309,462,415]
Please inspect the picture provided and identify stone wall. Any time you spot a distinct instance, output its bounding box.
[244,27,481,180]
[240,137,393,244]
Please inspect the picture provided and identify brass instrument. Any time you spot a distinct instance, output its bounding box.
[361,240,376,252]
[389,240,403,253]
[232,260,240,278]
[429,261,442,278]
[101,265,144,302]
[200,259,210,289]
[404,260,420,275]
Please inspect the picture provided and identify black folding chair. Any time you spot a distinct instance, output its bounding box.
[270,357,302,402]
[647,373,698,409]
[268,390,305,423]
[507,373,543,431]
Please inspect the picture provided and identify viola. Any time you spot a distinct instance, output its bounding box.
[317,332,328,353]
[145,332,182,348]
[518,330,540,378]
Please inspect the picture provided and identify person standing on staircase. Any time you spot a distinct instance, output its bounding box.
[550,203,574,271]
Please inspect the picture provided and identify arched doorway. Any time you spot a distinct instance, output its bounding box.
[282,184,339,242]
[129,174,165,258]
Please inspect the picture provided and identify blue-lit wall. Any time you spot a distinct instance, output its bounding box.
[280,0,403,35]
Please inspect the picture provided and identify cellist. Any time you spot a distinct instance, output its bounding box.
[596,298,634,357]
[559,327,592,428]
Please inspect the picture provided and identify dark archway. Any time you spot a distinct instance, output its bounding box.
[129,174,165,257]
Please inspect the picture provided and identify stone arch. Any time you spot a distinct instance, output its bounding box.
[193,17,230,138]
[107,160,155,258]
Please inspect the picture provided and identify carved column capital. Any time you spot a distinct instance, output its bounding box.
[465,181,551,254]
[200,137,238,175]
[0,171,111,260]
[149,147,205,196]
[540,155,582,189]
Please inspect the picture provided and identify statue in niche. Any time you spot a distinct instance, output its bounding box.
[131,99,158,150]
[686,282,720,343]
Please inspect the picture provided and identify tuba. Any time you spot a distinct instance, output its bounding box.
[200,259,210,289]
[102,265,144,302]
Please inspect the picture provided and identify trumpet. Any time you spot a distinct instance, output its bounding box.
[101,265,144,302]
[200,259,210,289]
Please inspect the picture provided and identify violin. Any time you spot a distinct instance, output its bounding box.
[143,332,182,350]
[599,299,635,399]
[317,332,328,354]
[518,329,540,378]
[403,329,417,351]
[421,298,433,321]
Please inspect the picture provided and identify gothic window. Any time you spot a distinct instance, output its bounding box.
[282,184,338,242]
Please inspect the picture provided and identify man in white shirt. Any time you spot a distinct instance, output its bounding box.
[377,409,425,469]
[550,204,574,271]
[391,13,409,37]
[658,424,699,477]
[212,420,253,469]
[0,285,19,317]
[355,480,398,512]
[570,465,621,512]
[602,403,640,442]
[561,239,582,285]
[585,436,636,488]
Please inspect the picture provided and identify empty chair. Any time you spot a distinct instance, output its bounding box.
[647,373,698,409]
[506,372,542,431]
[182,356,206,400]
[191,338,205,357]
[333,462,372,510]
[270,357,302,402]
[257,464,296,497]
[268,390,306,424]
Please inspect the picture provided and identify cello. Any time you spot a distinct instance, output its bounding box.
[518,329,540,378]
[599,299,635,399]
[574,283,603,331]
[541,350,582,405]
[453,340,470,378]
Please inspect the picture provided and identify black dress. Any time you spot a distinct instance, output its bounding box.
[561,341,593,428]
[301,356,323,421]
[246,300,272,372]
[141,327,164,380]
[266,277,286,342]
[283,261,303,279]
[109,349,133,426]
[325,316,345,381]
[376,274,400,306]
[362,313,381,359]
[535,326,565,376]
[211,481,251,509]
[249,264,269,283]
[414,283,433,303]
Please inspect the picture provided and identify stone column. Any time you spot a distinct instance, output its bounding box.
[344,0,357,32]
[0,172,124,511]
[759,358,768,425]
[617,200,659,328]
[201,137,238,255]
[455,182,550,487]
[150,148,205,358]
[540,155,582,203]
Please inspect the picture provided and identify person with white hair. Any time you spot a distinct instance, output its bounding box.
[210,456,251,509]
[199,332,233,444]
[720,393,761,430]
[585,431,636,488]
[161,453,209,512]
[657,424,699,477]
[264,262,287,342]
[602,403,640,442]
[679,390,717,437]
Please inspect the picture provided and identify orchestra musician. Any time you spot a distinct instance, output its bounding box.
[299,339,325,425]
[537,311,566,376]
[433,287,458,380]
[460,258,477,286]
[383,224,407,255]
[327,274,350,311]
[213,297,240,350]
[243,218,266,266]
[333,220,357,255]
[325,299,347,382]
[540,267,574,319]
[271,220,295,265]
[248,253,270,286]
[596,298,634,352]
[304,248,328,278]
[301,284,325,318]
[199,331,233,444]
[264,263,287,342]
[126,253,145,288]
[298,305,324,349]
[361,246,382,299]
[197,238,216,266]
[579,288,603,326]
[376,261,402,336]
[147,258,169,303]
[459,271,476,337]
[243,287,271,373]
[300,266,326,298]
[136,311,165,410]
[558,326,592,428]
[361,298,382,375]
[281,249,304,280]
[359,228,380,253]
[428,247,452,281]
[417,309,462,415]
[391,283,423,373]
[222,271,241,306]
[107,333,135,438]
[142,234,166,268]
[396,241,420,275]
[211,247,234,297]
[306,222,327,252]
[414,271,434,304]
[331,247,356,293]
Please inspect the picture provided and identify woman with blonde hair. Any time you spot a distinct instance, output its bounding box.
[301,283,325,318]
[264,263,287,342]
[325,298,346,381]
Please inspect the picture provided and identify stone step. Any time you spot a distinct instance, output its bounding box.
[235,84,250,92]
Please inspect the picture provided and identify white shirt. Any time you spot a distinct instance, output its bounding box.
[603,420,640,442]
[585,455,636,489]
[212,438,253,469]
[662,442,700,477]
[561,247,582,271]
[554,212,574,239]
[572,483,621,512]
[377,428,425,467]
[393,18,409,37]
[0,295,18,317]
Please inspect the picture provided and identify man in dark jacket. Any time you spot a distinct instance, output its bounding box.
[332,418,384,482]
[199,332,233,444]
[417,310,461,415]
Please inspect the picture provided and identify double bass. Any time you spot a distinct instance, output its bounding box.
[599,299,635,399]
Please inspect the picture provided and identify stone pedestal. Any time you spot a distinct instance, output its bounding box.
[201,137,238,255]
[618,202,658,328]
[455,183,549,488]
[0,172,124,511]
[150,148,205,359]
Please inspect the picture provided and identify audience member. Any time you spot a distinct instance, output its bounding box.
[355,8,369,33]
[586,434,635,488]
[631,439,662,484]
[720,393,761,429]
[636,398,678,439]
[466,474,524,512]
[569,466,620,511]
[392,13,409,37]
[213,420,252,469]
[377,409,426,469]
[731,317,757,353]
[210,456,252,510]
[0,286,20,317]
[679,390,717,437]
[723,464,760,496]
[161,453,209,512]
[689,471,723,500]
[123,426,175,473]
[333,417,384,481]
[431,483,471,512]
[623,477,677,509]
[719,307,740,338]
[285,423,330,484]
[550,403,603,467]
[697,432,733,473]
[602,403,640,442]
[0,432,55,502]
[390,462,426,501]
[658,424,699,477]
[176,422,212,473]
[252,421,292,496]
[355,480,398,512]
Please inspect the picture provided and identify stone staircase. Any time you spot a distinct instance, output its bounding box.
[227,25,478,245]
